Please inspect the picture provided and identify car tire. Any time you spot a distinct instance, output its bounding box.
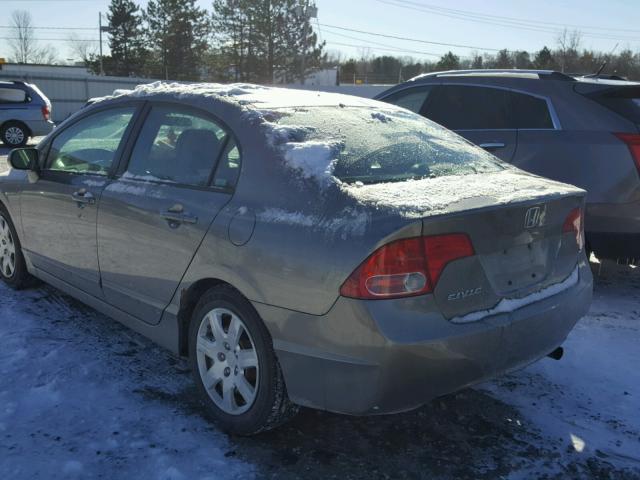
[189,285,299,435]
[1,121,29,147]
[0,203,34,289]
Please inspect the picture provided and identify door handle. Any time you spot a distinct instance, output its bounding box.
[479,142,506,150]
[71,189,96,205]
[160,211,198,226]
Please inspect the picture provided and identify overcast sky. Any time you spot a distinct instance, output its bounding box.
[0,0,638,64]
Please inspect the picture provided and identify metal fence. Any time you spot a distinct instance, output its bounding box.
[0,71,390,123]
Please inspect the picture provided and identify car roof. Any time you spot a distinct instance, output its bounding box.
[0,80,29,89]
[90,81,394,112]
[409,69,576,82]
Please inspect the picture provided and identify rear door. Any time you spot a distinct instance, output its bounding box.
[19,105,138,297]
[97,103,241,325]
[422,84,518,162]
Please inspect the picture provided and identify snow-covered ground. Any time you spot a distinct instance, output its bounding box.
[1,259,639,479]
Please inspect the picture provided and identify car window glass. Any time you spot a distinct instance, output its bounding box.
[0,88,27,103]
[126,106,228,187]
[383,86,433,113]
[47,107,135,175]
[276,106,503,185]
[425,85,511,130]
[212,139,241,189]
[511,92,554,129]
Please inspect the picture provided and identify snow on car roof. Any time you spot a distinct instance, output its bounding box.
[90,81,391,110]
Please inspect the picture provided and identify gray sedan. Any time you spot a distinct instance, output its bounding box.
[0,83,592,435]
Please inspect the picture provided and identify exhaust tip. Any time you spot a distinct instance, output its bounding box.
[547,347,564,361]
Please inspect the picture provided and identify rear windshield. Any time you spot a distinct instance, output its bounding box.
[273,106,503,185]
[590,87,640,124]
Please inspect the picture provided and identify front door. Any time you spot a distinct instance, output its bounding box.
[19,106,138,297]
[97,103,241,324]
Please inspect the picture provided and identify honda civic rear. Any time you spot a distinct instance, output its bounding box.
[251,103,593,415]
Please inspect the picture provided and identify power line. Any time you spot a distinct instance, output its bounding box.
[0,36,100,42]
[319,23,503,52]
[323,30,442,57]
[0,25,95,31]
[324,40,441,58]
[375,0,640,42]
[384,0,640,34]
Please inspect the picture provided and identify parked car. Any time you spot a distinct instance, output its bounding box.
[376,70,640,261]
[0,83,592,435]
[0,80,54,147]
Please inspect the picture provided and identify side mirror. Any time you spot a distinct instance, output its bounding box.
[8,148,39,171]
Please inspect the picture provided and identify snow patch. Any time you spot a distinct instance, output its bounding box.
[282,140,343,182]
[342,170,583,218]
[259,206,370,239]
[452,265,580,324]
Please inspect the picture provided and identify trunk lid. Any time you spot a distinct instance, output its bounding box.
[342,168,585,320]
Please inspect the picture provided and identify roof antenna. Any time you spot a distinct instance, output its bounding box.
[594,43,618,77]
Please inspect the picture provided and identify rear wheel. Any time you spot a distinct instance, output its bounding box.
[189,286,298,435]
[0,205,33,289]
[1,121,29,147]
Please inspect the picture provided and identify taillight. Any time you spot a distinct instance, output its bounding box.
[41,105,50,121]
[340,234,474,300]
[563,207,584,251]
[614,133,640,175]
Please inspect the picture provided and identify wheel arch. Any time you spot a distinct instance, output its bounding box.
[176,277,249,357]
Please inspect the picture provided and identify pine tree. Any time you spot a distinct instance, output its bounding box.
[211,0,325,84]
[107,0,146,76]
[145,0,210,80]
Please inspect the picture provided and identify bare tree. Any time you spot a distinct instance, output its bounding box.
[67,33,98,64]
[8,10,58,64]
[8,10,38,63]
[556,28,582,72]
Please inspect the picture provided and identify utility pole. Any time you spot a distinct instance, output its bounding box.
[98,12,110,75]
[99,12,104,75]
[297,1,317,85]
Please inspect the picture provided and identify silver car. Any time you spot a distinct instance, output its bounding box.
[0,83,593,435]
[376,69,640,262]
[0,80,54,147]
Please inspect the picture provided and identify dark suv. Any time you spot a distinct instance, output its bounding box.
[376,70,640,261]
[0,80,54,147]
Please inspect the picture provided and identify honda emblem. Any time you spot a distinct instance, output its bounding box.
[524,206,542,229]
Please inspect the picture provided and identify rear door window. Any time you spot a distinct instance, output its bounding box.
[0,87,28,104]
[125,105,232,187]
[510,92,555,129]
[382,86,433,113]
[424,85,512,130]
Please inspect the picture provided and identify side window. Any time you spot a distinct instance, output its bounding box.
[126,106,230,187]
[424,85,511,130]
[511,92,555,129]
[47,107,135,175]
[0,87,28,104]
[212,139,241,189]
[383,86,433,113]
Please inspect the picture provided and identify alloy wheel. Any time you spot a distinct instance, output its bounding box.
[4,127,25,146]
[0,214,16,278]
[196,307,260,415]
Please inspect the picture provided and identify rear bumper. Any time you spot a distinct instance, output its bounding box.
[586,200,640,258]
[254,260,593,415]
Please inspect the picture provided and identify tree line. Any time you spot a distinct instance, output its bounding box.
[94,0,324,82]
[340,31,640,83]
[7,3,640,83]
